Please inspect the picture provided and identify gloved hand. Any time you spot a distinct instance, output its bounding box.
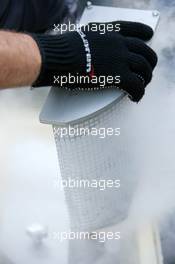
[32,21,158,102]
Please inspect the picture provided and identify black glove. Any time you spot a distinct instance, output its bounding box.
[32,21,158,102]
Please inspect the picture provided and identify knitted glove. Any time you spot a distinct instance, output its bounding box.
[31,21,158,102]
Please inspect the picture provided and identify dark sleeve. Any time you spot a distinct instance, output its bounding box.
[0,0,68,33]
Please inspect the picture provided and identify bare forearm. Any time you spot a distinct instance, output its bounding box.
[0,31,41,88]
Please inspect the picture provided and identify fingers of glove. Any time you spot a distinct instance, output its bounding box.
[120,71,145,102]
[128,53,153,85]
[115,21,154,41]
[126,37,158,69]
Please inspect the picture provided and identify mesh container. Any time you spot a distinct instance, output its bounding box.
[39,5,160,233]
[40,89,141,232]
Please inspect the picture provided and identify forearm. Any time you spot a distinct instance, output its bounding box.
[0,31,41,88]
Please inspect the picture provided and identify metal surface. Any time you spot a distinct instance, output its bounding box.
[40,87,124,126]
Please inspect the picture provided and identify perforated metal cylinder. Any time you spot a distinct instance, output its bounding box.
[39,6,160,233]
[53,97,139,232]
